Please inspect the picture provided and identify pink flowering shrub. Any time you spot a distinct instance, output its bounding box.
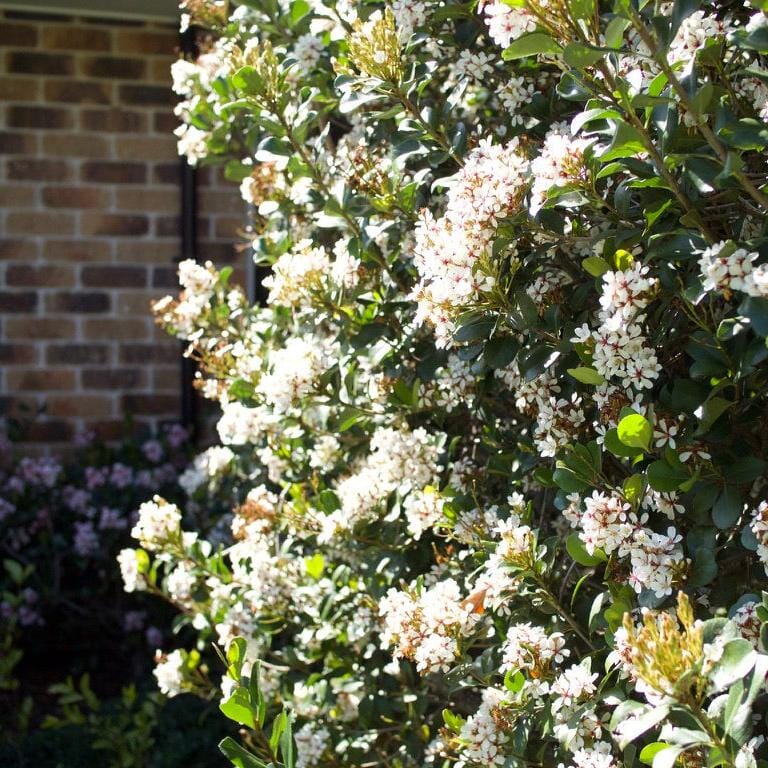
[0,426,193,708]
[121,1,768,768]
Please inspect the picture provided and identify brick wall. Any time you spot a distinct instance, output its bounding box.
[0,9,243,446]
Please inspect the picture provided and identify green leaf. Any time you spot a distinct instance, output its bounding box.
[269,711,287,756]
[599,120,646,162]
[694,396,731,436]
[249,660,266,728]
[617,412,652,451]
[563,42,605,68]
[567,366,605,385]
[502,32,563,60]
[220,689,256,729]
[647,460,689,492]
[304,553,325,580]
[712,487,743,530]
[219,737,269,768]
[503,669,525,693]
[639,743,669,765]
[710,639,757,692]
[612,702,670,749]
[582,255,611,276]
[566,533,607,567]
[280,712,296,768]
[604,428,644,459]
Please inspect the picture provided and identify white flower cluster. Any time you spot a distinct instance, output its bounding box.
[217,401,270,446]
[698,241,768,298]
[380,578,478,674]
[294,723,330,768]
[457,687,511,767]
[262,239,331,308]
[421,354,475,412]
[258,335,336,413]
[566,490,685,598]
[131,495,182,550]
[291,33,324,75]
[482,1,536,49]
[573,260,661,391]
[392,0,428,41]
[530,126,593,215]
[328,425,443,535]
[117,548,145,593]
[402,486,445,539]
[668,11,731,64]
[154,649,186,697]
[500,622,569,674]
[751,501,768,574]
[411,138,529,346]
[550,664,601,751]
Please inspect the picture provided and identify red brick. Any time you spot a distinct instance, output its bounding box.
[81,161,147,184]
[118,84,175,106]
[83,318,148,340]
[23,420,74,443]
[153,163,181,185]
[44,80,112,105]
[0,77,40,101]
[152,266,178,288]
[155,216,180,237]
[6,265,75,287]
[153,111,178,134]
[152,366,179,389]
[0,185,36,207]
[46,292,111,313]
[6,211,76,236]
[120,343,180,364]
[199,189,240,214]
[44,239,112,263]
[116,30,177,55]
[116,188,177,213]
[0,132,37,154]
[42,186,110,209]
[42,133,110,159]
[0,344,38,365]
[47,395,113,418]
[7,370,76,391]
[81,108,147,133]
[47,344,110,365]
[122,393,177,416]
[6,318,75,339]
[42,26,111,51]
[0,23,38,46]
[215,217,243,239]
[0,239,39,260]
[81,265,147,287]
[115,135,176,162]
[88,420,140,441]
[82,368,146,389]
[116,293,155,315]
[7,51,75,75]
[7,106,73,130]
[115,241,177,264]
[7,159,71,181]
[81,213,149,237]
[0,291,37,312]
[80,56,146,79]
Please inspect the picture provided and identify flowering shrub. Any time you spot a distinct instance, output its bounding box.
[0,426,199,742]
[129,1,768,767]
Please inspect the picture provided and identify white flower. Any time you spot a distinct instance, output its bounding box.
[131,496,181,550]
[117,548,145,593]
[153,649,186,697]
[482,1,536,49]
